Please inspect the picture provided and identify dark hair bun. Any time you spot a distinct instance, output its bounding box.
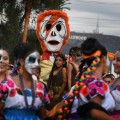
[81,37,100,56]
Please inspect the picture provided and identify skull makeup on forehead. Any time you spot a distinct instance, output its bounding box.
[36,10,70,52]
[0,50,3,64]
[25,52,40,74]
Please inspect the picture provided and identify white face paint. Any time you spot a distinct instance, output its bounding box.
[25,52,40,74]
[39,15,67,52]
[0,50,3,65]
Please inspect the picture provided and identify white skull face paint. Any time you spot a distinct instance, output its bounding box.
[0,50,3,64]
[39,15,67,52]
[25,52,40,74]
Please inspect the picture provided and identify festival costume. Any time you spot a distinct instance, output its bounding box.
[110,83,120,119]
[0,77,50,120]
[47,69,67,110]
[36,10,70,84]
[65,77,115,120]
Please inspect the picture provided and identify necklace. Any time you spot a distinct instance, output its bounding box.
[19,75,35,109]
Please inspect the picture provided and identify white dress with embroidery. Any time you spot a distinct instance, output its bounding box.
[66,77,115,114]
[0,77,50,120]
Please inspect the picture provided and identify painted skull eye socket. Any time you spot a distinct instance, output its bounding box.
[28,57,36,63]
[56,24,61,31]
[46,24,52,31]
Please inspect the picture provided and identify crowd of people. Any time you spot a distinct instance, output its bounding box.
[0,37,120,120]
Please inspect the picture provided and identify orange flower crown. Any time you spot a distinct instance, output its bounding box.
[36,10,70,52]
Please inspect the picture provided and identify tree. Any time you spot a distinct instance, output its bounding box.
[0,0,70,62]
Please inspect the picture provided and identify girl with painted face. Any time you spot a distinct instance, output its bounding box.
[0,42,50,120]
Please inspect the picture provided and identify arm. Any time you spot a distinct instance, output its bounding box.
[67,63,73,91]
[54,68,67,98]
[90,95,114,120]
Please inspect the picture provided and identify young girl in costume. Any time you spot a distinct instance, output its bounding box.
[67,47,81,91]
[0,45,10,119]
[47,53,67,110]
[52,37,115,120]
[0,42,50,120]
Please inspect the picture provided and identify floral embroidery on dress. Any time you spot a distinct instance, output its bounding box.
[80,78,108,100]
[0,84,8,102]
[9,89,16,97]
[81,87,89,97]
[7,79,14,88]
[88,79,108,98]
[37,82,44,90]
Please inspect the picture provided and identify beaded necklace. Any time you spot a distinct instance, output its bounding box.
[19,75,35,109]
[55,55,101,119]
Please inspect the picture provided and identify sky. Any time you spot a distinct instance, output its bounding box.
[64,0,120,37]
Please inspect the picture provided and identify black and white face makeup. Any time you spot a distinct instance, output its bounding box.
[25,52,40,75]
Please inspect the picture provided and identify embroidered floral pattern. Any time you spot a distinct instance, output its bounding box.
[0,84,8,102]
[9,89,16,97]
[7,79,14,88]
[1,78,50,109]
[88,79,108,98]
[37,82,44,90]
[81,87,89,97]
[80,78,108,100]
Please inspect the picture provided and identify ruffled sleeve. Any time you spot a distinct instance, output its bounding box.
[87,79,108,99]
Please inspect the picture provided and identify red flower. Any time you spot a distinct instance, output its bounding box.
[7,80,14,88]
[102,83,108,92]
[81,87,89,97]
[9,89,16,97]
[37,83,44,90]
[36,92,43,100]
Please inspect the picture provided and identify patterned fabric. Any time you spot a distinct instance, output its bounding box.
[68,77,115,114]
[0,77,50,120]
[80,78,108,100]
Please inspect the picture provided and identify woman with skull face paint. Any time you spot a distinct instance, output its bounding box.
[67,47,81,91]
[0,42,50,120]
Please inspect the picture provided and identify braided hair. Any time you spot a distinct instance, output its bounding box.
[55,37,108,119]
